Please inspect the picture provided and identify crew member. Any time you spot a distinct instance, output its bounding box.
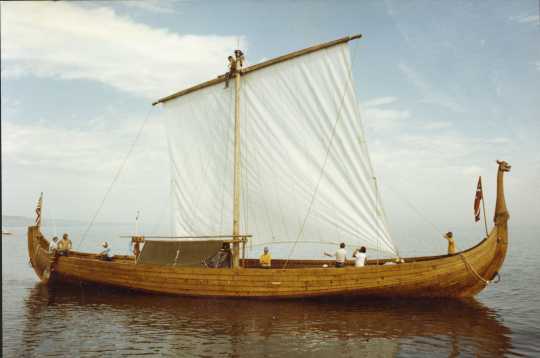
[259,247,272,268]
[324,243,347,268]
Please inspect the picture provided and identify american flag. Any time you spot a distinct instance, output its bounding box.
[35,192,43,226]
[474,177,483,222]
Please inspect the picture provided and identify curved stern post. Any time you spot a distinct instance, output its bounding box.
[27,225,53,284]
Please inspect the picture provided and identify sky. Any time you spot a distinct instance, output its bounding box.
[2,1,539,251]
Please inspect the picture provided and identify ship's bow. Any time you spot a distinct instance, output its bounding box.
[27,226,53,283]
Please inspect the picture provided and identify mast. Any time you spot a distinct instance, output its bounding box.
[232,65,241,268]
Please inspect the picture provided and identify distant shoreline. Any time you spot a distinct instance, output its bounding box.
[2,215,131,228]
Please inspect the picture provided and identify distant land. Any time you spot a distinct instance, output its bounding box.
[2,215,129,228]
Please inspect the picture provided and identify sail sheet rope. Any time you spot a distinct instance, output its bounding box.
[379,181,444,243]
[77,106,155,249]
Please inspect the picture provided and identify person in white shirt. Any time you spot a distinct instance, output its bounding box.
[352,246,367,267]
[49,236,59,254]
[99,242,113,261]
[324,243,347,268]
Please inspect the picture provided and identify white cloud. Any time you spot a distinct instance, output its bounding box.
[398,63,429,92]
[509,14,539,24]
[420,94,463,112]
[2,113,172,221]
[1,2,245,99]
[360,96,408,132]
[398,62,464,112]
[363,96,398,107]
[363,108,410,131]
[2,115,167,174]
[422,121,452,130]
[118,0,178,14]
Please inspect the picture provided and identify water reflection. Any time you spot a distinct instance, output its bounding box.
[17,283,513,357]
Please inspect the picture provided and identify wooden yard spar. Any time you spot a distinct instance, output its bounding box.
[27,35,511,299]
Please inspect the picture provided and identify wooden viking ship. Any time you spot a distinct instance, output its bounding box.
[27,35,511,299]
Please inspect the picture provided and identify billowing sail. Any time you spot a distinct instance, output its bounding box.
[162,83,235,236]
[162,41,397,256]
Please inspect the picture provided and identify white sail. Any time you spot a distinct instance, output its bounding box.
[162,83,235,236]
[162,42,397,256]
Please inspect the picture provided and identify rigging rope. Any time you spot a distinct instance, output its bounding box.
[380,181,443,236]
[282,41,362,268]
[77,106,154,249]
[459,254,490,285]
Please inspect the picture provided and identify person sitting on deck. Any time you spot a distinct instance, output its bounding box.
[259,247,272,268]
[57,233,72,256]
[352,246,367,267]
[443,232,457,254]
[49,236,59,254]
[204,243,231,268]
[324,242,347,268]
[99,242,113,261]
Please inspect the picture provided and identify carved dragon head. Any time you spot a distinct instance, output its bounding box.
[496,160,511,172]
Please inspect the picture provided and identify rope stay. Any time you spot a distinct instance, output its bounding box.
[78,106,154,249]
[459,254,490,285]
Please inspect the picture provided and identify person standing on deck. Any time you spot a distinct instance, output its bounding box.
[443,232,457,254]
[324,243,347,268]
[49,236,59,254]
[259,247,272,268]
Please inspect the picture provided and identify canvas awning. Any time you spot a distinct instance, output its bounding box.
[137,240,224,267]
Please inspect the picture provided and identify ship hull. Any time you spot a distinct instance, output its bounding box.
[27,223,507,299]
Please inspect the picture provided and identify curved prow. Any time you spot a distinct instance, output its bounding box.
[494,160,511,227]
[28,225,53,283]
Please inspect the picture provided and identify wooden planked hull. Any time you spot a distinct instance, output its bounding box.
[27,223,507,299]
[27,161,511,299]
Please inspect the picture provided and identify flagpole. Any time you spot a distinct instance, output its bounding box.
[480,177,489,237]
[35,192,43,228]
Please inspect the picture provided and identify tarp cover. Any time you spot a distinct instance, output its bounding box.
[137,240,224,267]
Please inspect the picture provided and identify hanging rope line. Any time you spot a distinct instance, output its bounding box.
[459,254,490,285]
[151,191,171,234]
[381,181,443,235]
[77,106,155,249]
[283,41,362,268]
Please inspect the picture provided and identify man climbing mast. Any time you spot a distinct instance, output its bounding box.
[225,49,244,88]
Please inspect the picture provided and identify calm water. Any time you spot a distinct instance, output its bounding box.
[3,225,540,357]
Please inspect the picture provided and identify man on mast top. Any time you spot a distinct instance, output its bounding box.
[224,50,244,89]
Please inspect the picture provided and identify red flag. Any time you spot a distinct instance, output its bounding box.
[35,192,43,226]
[474,177,483,222]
